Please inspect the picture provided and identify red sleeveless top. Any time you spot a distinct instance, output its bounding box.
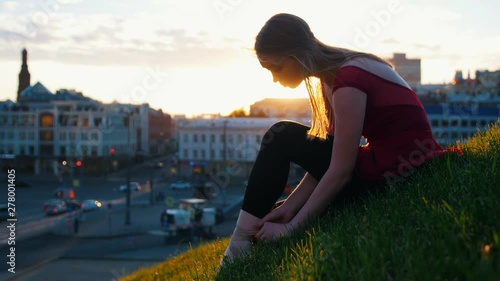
[329,65,444,182]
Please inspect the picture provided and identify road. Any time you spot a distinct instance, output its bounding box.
[0,161,246,281]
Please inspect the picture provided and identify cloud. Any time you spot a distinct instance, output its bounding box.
[58,0,83,4]
[0,9,249,68]
[3,1,19,11]
[413,43,441,52]
[381,38,400,44]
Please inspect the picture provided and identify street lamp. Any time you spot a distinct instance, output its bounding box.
[149,165,155,205]
[221,119,228,206]
[125,112,133,225]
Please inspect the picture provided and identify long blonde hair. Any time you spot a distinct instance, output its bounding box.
[255,13,391,140]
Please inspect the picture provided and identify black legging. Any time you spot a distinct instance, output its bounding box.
[241,121,383,218]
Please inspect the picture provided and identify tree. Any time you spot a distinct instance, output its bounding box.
[227,108,248,117]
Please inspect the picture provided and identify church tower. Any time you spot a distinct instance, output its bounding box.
[17,48,31,101]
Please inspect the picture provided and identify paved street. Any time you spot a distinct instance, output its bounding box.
[0,163,247,281]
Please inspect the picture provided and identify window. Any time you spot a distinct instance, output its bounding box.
[431,120,439,127]
[19,131,26,140]
[201,150,206,159]
[210,149,215,159]
[210,134,215,143]
[59,132,66,141]
[228,134,234,144]
[193,134,198,143]
[81,132,88,141]
[81,145,88,156]
[40,131,53,141]
[461,120,468,127]
[91,132,99,141]
[193,150,198,159]
[59,115,69,126]
[40,114,54,127]
[183,149,188,158]
[442,120,449,127]
[69,132,76,141]
[94,117,102,127]
[72,116,78,126]
[237,134,243,143]
[201,134,206,143]
[183,134,189,143]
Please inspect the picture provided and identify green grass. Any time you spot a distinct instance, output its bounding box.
[121,121,500,281]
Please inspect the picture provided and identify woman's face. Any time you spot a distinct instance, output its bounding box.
[259,56,304,88]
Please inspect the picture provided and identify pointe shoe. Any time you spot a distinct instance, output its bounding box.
[220,210,260,266]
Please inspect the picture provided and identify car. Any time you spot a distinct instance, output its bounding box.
[43,198,67,216]
[152,162,164,169]
[80,199,102,212]
[168,181,192,190]
[65,199,82,211]
[118,182,142,192]
[54,186,76,199]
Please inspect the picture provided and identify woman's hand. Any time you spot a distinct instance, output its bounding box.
[256,221,295,241]
[255,203,294,229]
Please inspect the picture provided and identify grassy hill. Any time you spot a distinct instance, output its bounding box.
[121,121,500,281]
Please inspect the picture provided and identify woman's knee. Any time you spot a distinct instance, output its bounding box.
[262,121,307,147]
[261,120,309,152]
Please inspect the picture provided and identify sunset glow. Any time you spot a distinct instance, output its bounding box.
[0,0,498,116]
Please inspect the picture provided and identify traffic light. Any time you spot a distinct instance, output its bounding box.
[110,147,116,155]
[76,160,82,167]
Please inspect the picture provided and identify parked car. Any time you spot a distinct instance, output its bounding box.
[168,181,192,190]
[81,199,102,212]
[44,198,67,216]
[65,199,82,211]
[118,182,142,192]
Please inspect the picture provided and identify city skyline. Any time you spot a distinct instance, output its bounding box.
[0,0,499,116]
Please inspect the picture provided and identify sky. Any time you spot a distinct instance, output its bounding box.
[0,0,499,116]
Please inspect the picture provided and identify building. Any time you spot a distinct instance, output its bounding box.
[387,53,421,90]
[0,49,173,175]
[424,103,499,145]
[174,117,310,180]
[423,69,500,145]
[17,48,30,101]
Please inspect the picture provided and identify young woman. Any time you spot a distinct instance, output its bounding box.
[221,13,443,265]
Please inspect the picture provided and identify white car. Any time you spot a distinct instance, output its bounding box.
[119,182,142,192]
[168,181,192,190]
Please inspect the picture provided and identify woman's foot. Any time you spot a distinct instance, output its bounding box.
[220,210,260,266]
